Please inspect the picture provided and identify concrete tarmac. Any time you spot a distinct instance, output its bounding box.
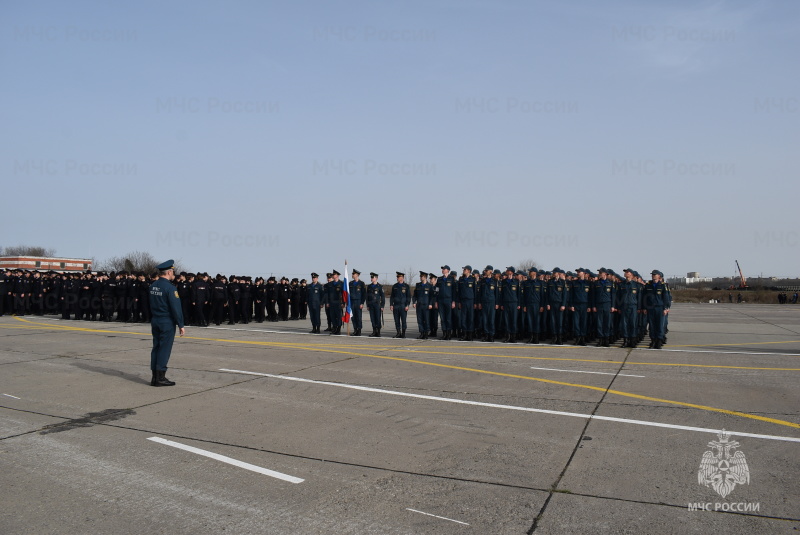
[0,303,798,534]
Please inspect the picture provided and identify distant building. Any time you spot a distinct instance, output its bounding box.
[0,256,92,273]
[668,272,712,285]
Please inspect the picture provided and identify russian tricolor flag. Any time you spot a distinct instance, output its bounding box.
[343,261,352,323]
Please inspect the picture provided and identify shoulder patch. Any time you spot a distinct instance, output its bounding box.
[174,291,179,298]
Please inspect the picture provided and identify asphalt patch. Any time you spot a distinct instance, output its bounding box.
[39,408,135,435]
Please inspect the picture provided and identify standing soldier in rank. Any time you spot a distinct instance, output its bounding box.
[366,272,385,337]
[500,267,521,343]
[547,268,568,345]
[435,265,457,340]
[478,265,498,342]
[349,269,366,336]
[324,270,344,335]
[412,271,433,339]
[569,268,592,346]
[642,269,670,349]
[523,268,545,344]
[458,265,477,341]
[428,273,439,338]
[593,268,616,347]
[307,273,324,333]
[390,272,410,338]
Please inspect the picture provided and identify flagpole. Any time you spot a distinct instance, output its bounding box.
[345,259,350,336]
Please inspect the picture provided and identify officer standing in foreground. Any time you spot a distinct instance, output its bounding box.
[458,265,477,341]
[642,269,670,349]
[149,260,184,387]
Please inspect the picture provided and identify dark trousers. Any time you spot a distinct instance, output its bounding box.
[596,303,612,337]
[254,300,265,322]
[309,303,321,327]
[393,307,407,331]
[647,307,665,341]
[429,307,438,332]
[550,307,564,335]
[278,299,289,321]
[240,298,251,324]
[195,302,208,326]
[572,304,588,336]
[416,304,430,333]
[621,306,638,338]
[267,300,277,321]
[351,302,363,329]
[368,304,381,328]
[150,320,176,371]
[211,299,225,325]
[329,304,342,329]
[438,300,453,330]
[228,298,239,323]
[503,304,518,334]
[481,303,495,335]
[460,300,474,331]
[526,305,542,334]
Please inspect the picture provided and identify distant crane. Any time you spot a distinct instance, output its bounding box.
[735,260,748,290]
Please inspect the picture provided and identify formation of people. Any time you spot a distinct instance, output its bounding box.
[0,264,673,349]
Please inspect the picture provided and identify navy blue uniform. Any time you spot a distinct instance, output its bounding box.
[149,278,184,372]
[618,279,642,342]
[500,278,520,337]
[366,282,385,332]
[523,278,545,338]
[390,282,411,334]
[307,282,324,329]
[478,277,498,337]
[458,275,476,334]
[349,279,366,331]
[593,278,615,339]
[436,275,457,332]
[324,280,345,332]
[547,278,568,338]
[413,282,433,335]
[642,280,671,346]
[569,279,592,338]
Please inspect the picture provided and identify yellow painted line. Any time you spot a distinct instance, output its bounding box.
[14,317,800,430]
[665,340,800,348]
[10,318,800,372]
[7,320,798,371]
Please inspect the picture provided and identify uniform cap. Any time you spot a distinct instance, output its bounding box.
[332,270,340,276]
[493,269,501,275]
[651,269,663,277]
[623,267,633,273]
[484,265,494,271]
[300,278,306,283]
[429,273,438,279]
[462,265,472,271]
[440,265,450,270]
[516,271,525,276]
[291,278,299,283]
[598,267,608,274]
[506,266,515,273]
[311,272,319,278]
[352,269,360,275]
[396,271,404,277]
[156,259,175,271]
[370,272,379,278]
[419,271,428,277]
[472,270,479,275]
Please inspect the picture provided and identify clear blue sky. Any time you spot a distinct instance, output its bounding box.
[2,1,797,280]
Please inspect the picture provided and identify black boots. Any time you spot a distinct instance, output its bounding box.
[152,370,175,387]
[394,329,402,338]
[369,328,378,337]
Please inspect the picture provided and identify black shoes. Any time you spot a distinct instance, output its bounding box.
[152,370,175,387]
